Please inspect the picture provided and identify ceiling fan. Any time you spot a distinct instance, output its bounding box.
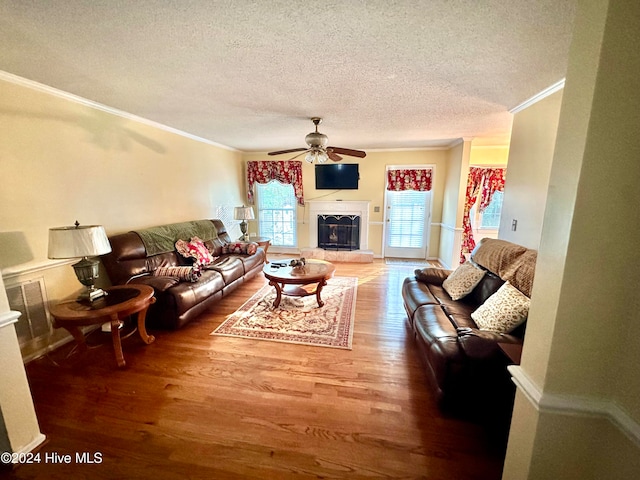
[268,117,366,163]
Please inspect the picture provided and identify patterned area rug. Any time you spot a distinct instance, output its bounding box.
[211,276,357,349]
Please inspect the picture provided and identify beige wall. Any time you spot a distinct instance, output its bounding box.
[0,74,247,455]
[469,145,509,166]
[438,140,471,267]
[498,90,563,250]
[242,149,450,260]
[503,0,640,477]
[0,76,245,303]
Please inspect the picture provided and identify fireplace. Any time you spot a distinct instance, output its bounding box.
[302,201,372,263]
[317,215,360,251]
[306,200,370,250]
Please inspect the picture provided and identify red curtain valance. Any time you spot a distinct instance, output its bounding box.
[460,167,507,263]
[386,168,433,191]
[247,160,305,206]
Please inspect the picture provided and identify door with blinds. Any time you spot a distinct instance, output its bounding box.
[384,189,431,258]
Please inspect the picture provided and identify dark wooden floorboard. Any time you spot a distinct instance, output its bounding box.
[8,258,507,479]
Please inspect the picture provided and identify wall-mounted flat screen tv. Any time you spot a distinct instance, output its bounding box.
[315,163,359,190]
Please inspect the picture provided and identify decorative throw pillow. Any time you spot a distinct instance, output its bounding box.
[221,241,258,255]
[471,282,530,333]
[153,266,201,283]
[175,236,215,266]
[442,261,486,300]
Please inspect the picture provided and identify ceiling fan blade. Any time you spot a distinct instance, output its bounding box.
[268,148,307,156]
[327,151,343,162]
[328,146,367,158]
[288,150,310,161]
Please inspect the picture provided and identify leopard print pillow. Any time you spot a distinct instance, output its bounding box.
[471,282,530,333]
[442,261,485,300]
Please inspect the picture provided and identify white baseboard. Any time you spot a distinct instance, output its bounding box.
[12,433,47,459]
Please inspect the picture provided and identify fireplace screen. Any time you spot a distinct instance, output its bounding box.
[317,215,360,251]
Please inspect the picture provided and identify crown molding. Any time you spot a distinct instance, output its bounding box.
[365,145,450,152]
[447,138,464,148]
[0,70,238,152]
[510,79,566,114]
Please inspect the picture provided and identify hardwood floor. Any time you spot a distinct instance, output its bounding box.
[9,258,508,479]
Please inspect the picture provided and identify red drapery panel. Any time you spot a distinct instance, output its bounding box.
[460,167,506,263]
[386,168,433,191]
[460,167,485,263]
[247,160,305,206]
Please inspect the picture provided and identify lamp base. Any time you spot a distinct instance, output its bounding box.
[78,287,107,302]
[72,257,106,302]
[240,220,248,241]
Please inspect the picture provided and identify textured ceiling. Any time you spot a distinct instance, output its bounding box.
[0,1,576,152]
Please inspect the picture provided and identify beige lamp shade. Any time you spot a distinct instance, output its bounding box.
[234,206,255,221]
[48,224,112,259]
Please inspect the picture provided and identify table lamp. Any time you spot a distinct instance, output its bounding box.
[48,221,112,301]
[234,206,255,241]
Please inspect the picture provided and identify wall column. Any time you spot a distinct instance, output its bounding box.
[503,0,640,478]
[0,273,45,466]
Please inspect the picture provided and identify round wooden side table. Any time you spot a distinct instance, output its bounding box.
[49,284,156,368]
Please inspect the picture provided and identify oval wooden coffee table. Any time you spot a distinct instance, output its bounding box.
[49,284,156,368]
[263,259,336,308]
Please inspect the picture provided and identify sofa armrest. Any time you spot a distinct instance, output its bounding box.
[456,327,522,359]
[414,267,452,286]
[127,273,180,292]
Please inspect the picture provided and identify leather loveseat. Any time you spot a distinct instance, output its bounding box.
[401,238,536,408]
[102,219,265,329]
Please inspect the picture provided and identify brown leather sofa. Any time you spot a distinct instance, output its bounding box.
[401,238,536,408]
[102,219,265,329]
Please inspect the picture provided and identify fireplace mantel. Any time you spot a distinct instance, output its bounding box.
[307,200,370,249]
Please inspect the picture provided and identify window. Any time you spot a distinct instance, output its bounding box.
[386,190,428,248]
[480,190,503,228]
[471,190,504,230]
[256,181,297,247]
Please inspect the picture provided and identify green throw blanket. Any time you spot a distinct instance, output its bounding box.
[134,220,218,256]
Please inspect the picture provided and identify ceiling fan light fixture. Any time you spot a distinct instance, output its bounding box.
[304,151,316,163]
[304,149,329,164]
[317,151,329,163]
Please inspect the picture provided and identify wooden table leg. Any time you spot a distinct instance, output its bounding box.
[270,280,283,307]
[109,314,126,368]
[64,326,88,353]
[315,279,327,308]
[263,241,270,263]
[136,299,156,345]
